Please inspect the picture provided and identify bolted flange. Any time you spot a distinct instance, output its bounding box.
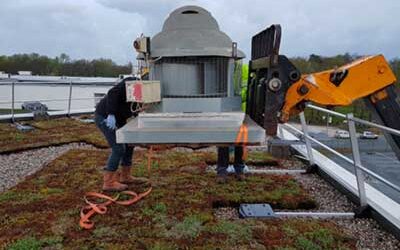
[268,78,282,92]
[298,84,309,95]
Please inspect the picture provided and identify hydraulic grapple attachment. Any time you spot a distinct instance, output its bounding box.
[247,25,400,160]
[246,25,300,136]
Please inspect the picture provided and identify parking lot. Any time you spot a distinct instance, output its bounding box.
[292,123,400,203]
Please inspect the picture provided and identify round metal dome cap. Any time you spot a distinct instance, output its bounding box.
[151,5,245,58]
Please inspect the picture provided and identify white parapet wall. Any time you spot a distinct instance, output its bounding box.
[278,125,400,230]
[0,108,95,122]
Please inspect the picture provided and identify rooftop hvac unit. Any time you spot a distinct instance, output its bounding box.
[117,5,265,145]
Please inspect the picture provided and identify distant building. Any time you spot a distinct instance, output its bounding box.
[0,71,10,78]
[118,74,134,80]
[94,93,106,106]
[18,71,32,76]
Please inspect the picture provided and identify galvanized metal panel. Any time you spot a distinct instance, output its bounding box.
[151,57,230,99]
[157,97,241,113]
[160,63,201,96]
[116,114,265,145]
[161,98,222,113]
[137,112,244,128]
[239,204,276,218]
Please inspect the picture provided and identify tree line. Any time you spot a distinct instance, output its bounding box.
[1,52,399,82]
[0,53,132,77]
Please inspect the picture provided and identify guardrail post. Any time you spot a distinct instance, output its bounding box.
[278,123,284,137]
[347,113,368,209]
[299,112,316,170]
[11,81,15,123]
[67,81,73,117]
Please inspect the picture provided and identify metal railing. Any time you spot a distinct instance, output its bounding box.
[1,81,115,122]
[283,103,400,208]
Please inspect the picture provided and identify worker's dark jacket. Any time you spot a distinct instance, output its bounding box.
[95,77,138,128]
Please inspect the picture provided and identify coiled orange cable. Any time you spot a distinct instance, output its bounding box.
[79,147,153,230]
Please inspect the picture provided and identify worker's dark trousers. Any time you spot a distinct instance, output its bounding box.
[95,114,134,172]
[217,146,244,176]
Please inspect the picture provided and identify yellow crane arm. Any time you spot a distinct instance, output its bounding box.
[280,55,397,122]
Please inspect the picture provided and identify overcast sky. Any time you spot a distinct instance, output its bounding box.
[1,0,399,64]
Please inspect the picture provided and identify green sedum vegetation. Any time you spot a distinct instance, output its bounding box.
[0,147,356,249]
[0,117,107,153]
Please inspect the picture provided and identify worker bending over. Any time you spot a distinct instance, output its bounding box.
[95,77,147,191]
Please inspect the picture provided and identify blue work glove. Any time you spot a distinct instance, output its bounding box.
[105,114,117,130]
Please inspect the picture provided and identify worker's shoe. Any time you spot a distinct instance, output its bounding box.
[102,171,128,192]
[119,167,149,184]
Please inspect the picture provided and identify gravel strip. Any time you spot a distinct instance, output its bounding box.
[246,145,268,152]
[270,155,356,212]
[292,172,356,212]
[335,218,400,250]
[214,207,239,220]
[278,157,306,170]
[0,143,96,192]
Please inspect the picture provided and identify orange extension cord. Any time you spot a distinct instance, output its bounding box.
[79,147,153,230]
[235,124,248,160]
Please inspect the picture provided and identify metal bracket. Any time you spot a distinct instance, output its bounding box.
[305,164,319,174]
[239,203,276,218]
[354,205,370,218]
[232,42,238,58]
[15,123,34,132]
